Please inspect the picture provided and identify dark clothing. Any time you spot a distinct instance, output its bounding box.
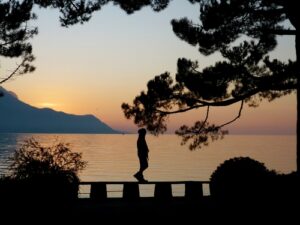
[139,155,148,172]
[137,136,149,171]
[134,129,149,182]
[137,137,149,158]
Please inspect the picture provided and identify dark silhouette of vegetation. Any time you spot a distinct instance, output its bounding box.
[0,138,86,207]
[121,0,299,172]
[9,138,86,179]
[0,0,173,87]
[1,1,297,162]
[209,157,300,221]
[0,0,36,85]
[210,157,276,201]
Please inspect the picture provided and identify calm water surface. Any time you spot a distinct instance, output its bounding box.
[0,134,296,181]
[0,134,296,197]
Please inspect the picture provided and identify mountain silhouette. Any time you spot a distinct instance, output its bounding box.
[0,87,120,134]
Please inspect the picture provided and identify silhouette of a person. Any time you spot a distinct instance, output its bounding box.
[134,128,149,182]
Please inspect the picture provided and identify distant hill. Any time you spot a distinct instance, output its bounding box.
[0,87,120,134]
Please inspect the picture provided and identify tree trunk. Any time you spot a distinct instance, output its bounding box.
[296,29,299,174]
[284,0,300,174]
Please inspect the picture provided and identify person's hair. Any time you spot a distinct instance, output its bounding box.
[138,128,147,136]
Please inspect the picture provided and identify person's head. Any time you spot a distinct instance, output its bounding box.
[138,128,147,137]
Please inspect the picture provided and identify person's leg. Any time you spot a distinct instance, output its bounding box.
[134,157,144,179]
[140,157,148,173]
[134,157,148,181]
[139,157,148,182]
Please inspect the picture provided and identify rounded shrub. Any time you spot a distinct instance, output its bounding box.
[210,157,276,202]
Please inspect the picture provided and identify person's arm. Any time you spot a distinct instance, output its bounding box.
[145,141,149,159]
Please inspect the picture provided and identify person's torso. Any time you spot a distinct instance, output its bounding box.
[137,138,149,156]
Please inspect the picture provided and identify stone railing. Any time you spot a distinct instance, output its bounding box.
[79,181,210,200]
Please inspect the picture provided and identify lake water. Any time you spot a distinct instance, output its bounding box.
[0,133,296,196]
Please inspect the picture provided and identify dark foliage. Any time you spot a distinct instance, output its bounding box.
[172,0,288,55]
[1,138,87,205]
[210,157,276,200]
[9,138,86,180]
[33,0,173,26]
[0,0,36,84]
[122,0,298,151]
[209,157,300,221]
[123,54,297,149]
[0,0,173,84]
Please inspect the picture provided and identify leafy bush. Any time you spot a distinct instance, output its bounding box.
[4,138,87,203]
[210,157,276,201]
[9,138,86,180]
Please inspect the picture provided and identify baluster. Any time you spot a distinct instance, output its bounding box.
[154,183,172,199]
[185,182,203,200]
[90,183,107,200]
[123,183,140,200]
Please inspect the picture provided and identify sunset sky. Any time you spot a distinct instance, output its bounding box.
[1,0,297,134]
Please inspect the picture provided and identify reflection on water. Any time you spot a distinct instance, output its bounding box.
[0,133,26,174]
[0,133,296,182]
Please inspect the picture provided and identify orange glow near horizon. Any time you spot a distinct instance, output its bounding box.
[7,85,296,134]
[38,102,59,108]
[1,0,296,134]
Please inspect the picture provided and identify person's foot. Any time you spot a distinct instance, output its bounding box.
[134,172,148,183]
[139,178,148,183]
[133,172,142,180]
